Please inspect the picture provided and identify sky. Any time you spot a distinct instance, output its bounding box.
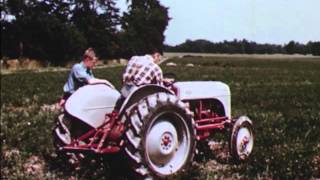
[118,0,320,46]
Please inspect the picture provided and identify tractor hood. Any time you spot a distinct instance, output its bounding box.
[65,84,120,128]
[174,81,230,99]
[173,81,231,117]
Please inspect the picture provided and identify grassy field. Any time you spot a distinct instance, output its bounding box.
[1,55,320,179]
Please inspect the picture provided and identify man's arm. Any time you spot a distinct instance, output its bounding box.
[73,65,93,83]
[73,65,114,88]
[154,64,163,85]
[88,78,115,88]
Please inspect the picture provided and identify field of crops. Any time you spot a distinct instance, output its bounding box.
[1,55,320,179]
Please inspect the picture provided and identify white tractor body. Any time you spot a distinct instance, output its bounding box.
[173,81,231,118]
[64,81,231,127]
[65,84,121,128]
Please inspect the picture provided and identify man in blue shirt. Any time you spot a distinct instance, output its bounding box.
[59,48,113,106]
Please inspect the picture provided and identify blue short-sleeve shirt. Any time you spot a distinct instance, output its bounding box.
[63,62,94,93]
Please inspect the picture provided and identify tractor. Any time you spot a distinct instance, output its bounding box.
[53,79,254,179]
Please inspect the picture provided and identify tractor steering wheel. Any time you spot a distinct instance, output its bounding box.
[163,73,176,87]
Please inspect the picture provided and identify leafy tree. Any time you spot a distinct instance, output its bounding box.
[1,0,122,65]
[164,39,289,55]
[71,0,120,59]
[121,0,169,57]
[284,41,297,54]
[1,0,87,65]
[1,21,19,58]
[241,39,254,54]
[308,41,320,56]
[284,41,309,55]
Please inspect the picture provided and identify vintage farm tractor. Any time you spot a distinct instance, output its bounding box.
[53,79,254,179]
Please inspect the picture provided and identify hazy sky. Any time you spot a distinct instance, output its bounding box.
[117,0,320,46]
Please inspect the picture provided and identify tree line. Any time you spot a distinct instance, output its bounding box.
[1,1,319,67]
[1,0,169,65]
[164,39,320,56]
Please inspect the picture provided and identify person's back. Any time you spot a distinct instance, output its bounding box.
[63,62,94,95]
[123,54,163,87]
[59,48,114,106]
[121,50,163,98]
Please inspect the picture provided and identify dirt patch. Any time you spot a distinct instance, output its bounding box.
[2,58,43,70]
[311,154,320,178]
[40,103,62,112]
[23,155,45,178]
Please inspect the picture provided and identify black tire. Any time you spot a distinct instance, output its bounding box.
[123,92,196,179]
[230,116,254,162]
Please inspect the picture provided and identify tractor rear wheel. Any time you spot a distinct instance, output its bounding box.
[123,92,196,179]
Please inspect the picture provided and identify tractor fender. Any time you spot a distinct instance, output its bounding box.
[118,84,174,115]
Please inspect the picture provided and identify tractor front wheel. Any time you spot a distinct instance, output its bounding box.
[53,114,71,150]
[230,116,254,162]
